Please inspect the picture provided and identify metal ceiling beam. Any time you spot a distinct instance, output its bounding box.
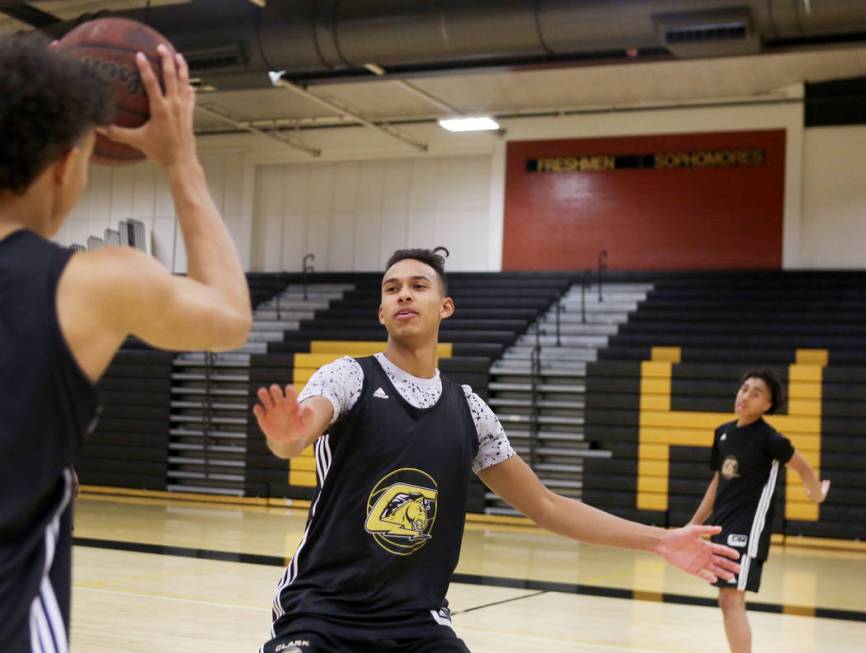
[394,80,462,116]
[0,1,59,27]
[273,77,428,152]
[195,103,321,157]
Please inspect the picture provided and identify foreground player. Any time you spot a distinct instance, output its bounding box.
[254,249,741,652]
[689,370,830,653]
[0,37,250,650]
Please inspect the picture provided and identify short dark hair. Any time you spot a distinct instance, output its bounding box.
[385,248,448,294]
[0,33,114,195]
[739,368,785,415]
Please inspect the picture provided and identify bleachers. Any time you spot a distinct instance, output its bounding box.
[583,271,866,542]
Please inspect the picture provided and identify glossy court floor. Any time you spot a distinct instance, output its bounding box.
[69,494,866,652]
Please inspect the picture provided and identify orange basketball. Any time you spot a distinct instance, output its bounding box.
[58,17,177,165]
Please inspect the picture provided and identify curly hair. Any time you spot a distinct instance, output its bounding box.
[385,248,449,295]
[0,33,114,195]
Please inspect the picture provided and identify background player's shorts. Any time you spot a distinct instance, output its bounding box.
[710,528,765,593]
[261,620,471,653]
[714,555,763,593]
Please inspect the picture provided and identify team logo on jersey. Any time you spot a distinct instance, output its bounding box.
[365,468,438,555]
[721,455,740,480]
[373,387,390,399]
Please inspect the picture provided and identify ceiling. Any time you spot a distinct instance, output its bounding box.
[3,1,866,153]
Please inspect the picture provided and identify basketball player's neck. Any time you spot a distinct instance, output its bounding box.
[382,338,439,379]
[735,414,762,428]
[0,175,57,238]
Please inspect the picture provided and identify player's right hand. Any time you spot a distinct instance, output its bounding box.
[253,384,315,446]
[98,44,197,168]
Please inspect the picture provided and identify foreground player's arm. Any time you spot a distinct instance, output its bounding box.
[57,46,251,381]
[479,456,740,583]
[787,452,830,503]
[254,387,333,459]
[688,472,719,526]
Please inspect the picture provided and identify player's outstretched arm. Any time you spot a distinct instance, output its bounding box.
[688,472,719,526]
[787,452,830,503]
[253,386,333,459]
[479,455,740,583]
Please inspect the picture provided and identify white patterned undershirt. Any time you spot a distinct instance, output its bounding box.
[298,353,515,474]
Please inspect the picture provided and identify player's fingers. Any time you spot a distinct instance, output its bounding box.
[710,543,741,561]
[252,404,264,422]
[690,524,722,536]
[269,384,285,406]
[712,555,741,574]
[157,43,178,98]
[135,51,165,112]
[97,124,144,147]
[712,564,736,582]
[697,569,717,584]
[257,386,274,410]
[175,52,190,89]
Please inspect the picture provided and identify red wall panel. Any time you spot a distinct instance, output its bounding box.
[503,130,785,271]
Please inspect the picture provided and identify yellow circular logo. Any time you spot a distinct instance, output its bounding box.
[364,468,438,556]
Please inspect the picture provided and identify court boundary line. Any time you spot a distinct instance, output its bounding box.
[72,537,866,623]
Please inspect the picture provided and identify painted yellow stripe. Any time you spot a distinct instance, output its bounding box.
[637,492,668,511]
[796,349,829,366]
[651,347,682,363]
[289,470,317,487]
[636,350,826,519]
[311,340,453,358]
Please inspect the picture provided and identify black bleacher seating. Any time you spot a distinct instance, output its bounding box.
[76,343,173,490]
[584,271,866,542]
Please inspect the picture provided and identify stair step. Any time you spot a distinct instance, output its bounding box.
[168,456,244,467]
[488,398,586,410]
[169,428,246,439]
[171,415,247,425]
[170,400,247,411]
[167,470,244,482]
[172,373,250,382]
[167,484,243,496]
[171,387,247,397]
[169,443,246,454]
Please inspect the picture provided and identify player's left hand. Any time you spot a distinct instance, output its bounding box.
[655,524,740,584]
[810,479,831,503]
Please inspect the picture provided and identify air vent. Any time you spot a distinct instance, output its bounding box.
[666,22,748,45]
[655,7,758,58]
[184,44,247,73]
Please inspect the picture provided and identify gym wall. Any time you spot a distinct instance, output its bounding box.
[54,91,866,271]
[502,129,786,271]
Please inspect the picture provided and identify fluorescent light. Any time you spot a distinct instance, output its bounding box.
[364,63,386,76]
[438,116,500,132]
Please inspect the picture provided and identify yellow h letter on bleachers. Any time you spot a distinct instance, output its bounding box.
[637,348,824,521]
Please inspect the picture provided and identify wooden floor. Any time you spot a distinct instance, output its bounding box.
[70,495,866,652]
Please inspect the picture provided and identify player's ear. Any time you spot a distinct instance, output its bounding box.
[440,296,454,320]
[378,303,385,326]
[52,146,81,188]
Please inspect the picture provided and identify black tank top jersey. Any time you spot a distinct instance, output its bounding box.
[272,356,478,638]
[0,229,100,649]
[708,418,794,561]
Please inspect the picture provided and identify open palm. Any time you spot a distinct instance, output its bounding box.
[253,384,314,445]
[656,525,741,583]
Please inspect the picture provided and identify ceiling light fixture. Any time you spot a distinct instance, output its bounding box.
[364,63,386,76]
[437,116,500,132]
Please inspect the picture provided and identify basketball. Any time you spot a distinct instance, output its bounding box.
[58,17,176,165]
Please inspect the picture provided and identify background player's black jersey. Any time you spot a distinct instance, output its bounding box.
[271,356,478,638]
[0,229,100,649]
[709,418,794,561]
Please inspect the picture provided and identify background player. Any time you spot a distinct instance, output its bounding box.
[253,248,741,653]
[0,35,250,650]
[689,369,830,653]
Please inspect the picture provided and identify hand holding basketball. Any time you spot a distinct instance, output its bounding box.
[253,384,315,447]
[99,45,197,168]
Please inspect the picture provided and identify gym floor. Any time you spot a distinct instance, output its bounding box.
[70,494,866,652]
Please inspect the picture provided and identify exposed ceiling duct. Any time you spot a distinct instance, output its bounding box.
[31,0,866,91]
